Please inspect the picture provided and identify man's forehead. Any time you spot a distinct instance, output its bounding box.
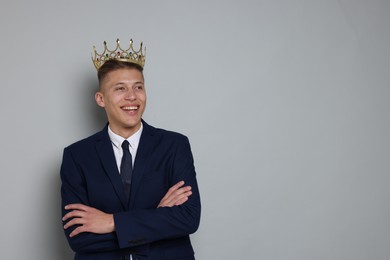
[104,69,144,84]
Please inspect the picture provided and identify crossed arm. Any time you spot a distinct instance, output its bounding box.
[61,134,200,253]
[62,181,192,238]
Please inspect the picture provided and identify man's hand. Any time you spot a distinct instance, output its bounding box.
[158,181,192,208]
[63,204,115,237]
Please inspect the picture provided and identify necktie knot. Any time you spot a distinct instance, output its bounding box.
[122,140,130,151]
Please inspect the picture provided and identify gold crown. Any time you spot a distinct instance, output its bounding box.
[92,38,146,70]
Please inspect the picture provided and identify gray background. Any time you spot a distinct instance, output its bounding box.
[0,0,389,259]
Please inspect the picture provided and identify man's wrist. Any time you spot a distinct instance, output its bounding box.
[109,214,116,232]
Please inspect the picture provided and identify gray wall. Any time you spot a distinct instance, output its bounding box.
[1,0,389,259]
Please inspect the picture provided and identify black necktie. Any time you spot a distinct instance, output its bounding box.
[120,140,133,201]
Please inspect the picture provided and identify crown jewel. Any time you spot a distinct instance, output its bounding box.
[92,38,146,70]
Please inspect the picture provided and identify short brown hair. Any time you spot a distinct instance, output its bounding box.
[97,59,144,84]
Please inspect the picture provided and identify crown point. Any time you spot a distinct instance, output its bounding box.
[103,41,107,45]
[116,38,120,44]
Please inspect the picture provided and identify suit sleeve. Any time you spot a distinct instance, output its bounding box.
[60,148,121,253]
[113,136,201,249]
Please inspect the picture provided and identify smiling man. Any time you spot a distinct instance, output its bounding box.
[95,66,146,138]
[60,39,201,260]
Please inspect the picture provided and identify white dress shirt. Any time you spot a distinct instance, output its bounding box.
[108,123,143,174]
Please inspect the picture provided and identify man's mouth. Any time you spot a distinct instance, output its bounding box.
[122,106,139,111]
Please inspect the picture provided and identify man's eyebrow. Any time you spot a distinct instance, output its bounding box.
[110,81,144,87]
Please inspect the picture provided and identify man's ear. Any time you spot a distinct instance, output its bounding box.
[95,92,105,108]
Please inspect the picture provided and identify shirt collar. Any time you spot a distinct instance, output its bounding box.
[108,123,143,150]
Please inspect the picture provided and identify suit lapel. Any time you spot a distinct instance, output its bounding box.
[129,121,156,208]
[94,126,128,209]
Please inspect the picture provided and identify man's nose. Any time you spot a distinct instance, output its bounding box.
[125,88,136,100]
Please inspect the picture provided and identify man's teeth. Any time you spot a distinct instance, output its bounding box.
[123,106,138,110]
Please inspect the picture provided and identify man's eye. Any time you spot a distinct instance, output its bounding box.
[116,87,125,91]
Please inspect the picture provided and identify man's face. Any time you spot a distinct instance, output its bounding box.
[95,68,146,138]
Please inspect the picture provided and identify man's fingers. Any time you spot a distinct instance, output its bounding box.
[63,204,93,221]
[62,203,115,237]
[169,187,191,201]
[159,190,192,207]
[63,216,85,229]
[171,181,185,190]
[174,196,189,206]
[171,191,192,205]
[175,186,191,194]
[69,225,87,237]
[157,182,193,208]
[165,186,191,203]
[62,210,86,221]
[164,181,185,199]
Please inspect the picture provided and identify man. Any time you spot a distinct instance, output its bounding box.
[60,38,201,260]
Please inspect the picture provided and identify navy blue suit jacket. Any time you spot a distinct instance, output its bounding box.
[60,121,201,259]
